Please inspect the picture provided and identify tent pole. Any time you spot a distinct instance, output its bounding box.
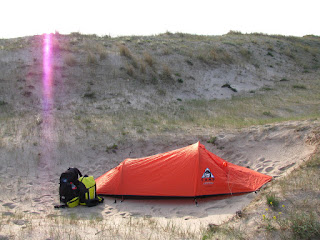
[194,198,198,206]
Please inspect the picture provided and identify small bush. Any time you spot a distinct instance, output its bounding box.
[280,78,289,82]
[96,43,107,60]
[266,193,279,208]
[239,48,251,60]
[140,62,146,74]
[290,212,320,239]
[267,52,274,57]
[227,30,243,35]
[293,85,307,89]
[161,65,173,82]
[162,48,171,55]
[126,65,134,76]
[119,44,132,59]
[261,87,273,91]
[99,51,107,60]
[207,136,217,145]
[0,100,8,106]
[144,52,154,67]
[157,88,166,96]
[106,144,118,153]
[263,111,274,117]
[131,57,139,69]
[87,52,98,65]
[198,47,233,65]
[185,59,194,66]
[64,54,77,66]
[83,92,95,99]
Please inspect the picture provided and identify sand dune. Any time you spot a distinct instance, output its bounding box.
[1,120,318,239]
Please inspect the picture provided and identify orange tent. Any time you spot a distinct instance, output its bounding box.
[96,142,272,197]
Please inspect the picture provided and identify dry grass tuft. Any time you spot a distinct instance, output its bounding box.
[119,44,133,59]
[198,46,233,65]
[126,64,134,76]
[64,54,77,66]
[96,44,108,60]
[140,61,146,74]
[161,65,173,82]
[144,52,154,67]
[87,52,98,65]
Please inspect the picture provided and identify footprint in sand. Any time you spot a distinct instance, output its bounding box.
[257,167,264,173]
[258,157,265,162]
[105,211,112,215]
[13,220,28,226]
[130,212,141,217]
[205,205,227,211]
[279,163,296,171]
[265,167,274,173]
[2,203,16,209]
[152,208,161,213]
[2,212,14,216]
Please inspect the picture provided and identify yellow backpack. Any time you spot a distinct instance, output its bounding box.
[78,176,104,207]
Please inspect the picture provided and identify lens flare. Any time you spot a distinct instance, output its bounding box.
[39,33,56,181]
[43,33,53,111]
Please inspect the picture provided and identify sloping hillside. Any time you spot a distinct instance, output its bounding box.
[0,32,319,239]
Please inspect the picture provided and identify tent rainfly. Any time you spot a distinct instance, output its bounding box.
[96,142,272,197]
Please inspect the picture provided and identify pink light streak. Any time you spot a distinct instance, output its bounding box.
[42,33,53,111]
[39,33,56,180]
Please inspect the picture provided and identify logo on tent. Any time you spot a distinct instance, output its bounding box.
[201,168,215,185]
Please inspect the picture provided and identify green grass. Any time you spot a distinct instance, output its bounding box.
[49,76,319,139]
[266,193,279,208]
[0,100,8,106]
[207,136,217,145]
[201,149,320,240]
[290,212,320,240]
[292,84,307,89]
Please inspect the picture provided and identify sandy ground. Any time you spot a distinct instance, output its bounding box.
[0,119,318,239]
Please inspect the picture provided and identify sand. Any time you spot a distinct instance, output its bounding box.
[1,119,318,239]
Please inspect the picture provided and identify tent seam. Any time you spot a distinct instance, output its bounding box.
[194,142,200,196]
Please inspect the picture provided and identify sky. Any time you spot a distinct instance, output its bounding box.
[0,0,319,39]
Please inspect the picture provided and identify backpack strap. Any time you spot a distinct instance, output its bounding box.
[54,204,66,209]
[68,167,83,178]
[75,168,82,177]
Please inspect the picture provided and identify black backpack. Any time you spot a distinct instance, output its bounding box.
[58,168,83,208]
[55,168,104,208]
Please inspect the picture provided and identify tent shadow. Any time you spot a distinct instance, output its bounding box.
[101,192,254,219]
